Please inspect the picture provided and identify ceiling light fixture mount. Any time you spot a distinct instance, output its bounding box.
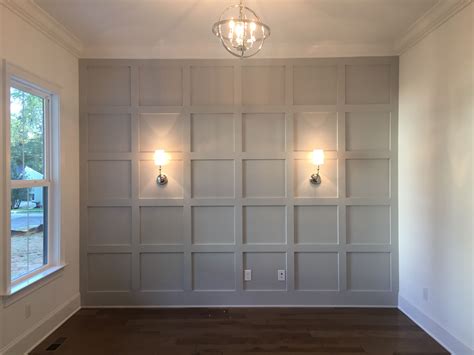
[212,0,271,58]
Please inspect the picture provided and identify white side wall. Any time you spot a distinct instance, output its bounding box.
[399,4,473,354]
[0,3,80,354]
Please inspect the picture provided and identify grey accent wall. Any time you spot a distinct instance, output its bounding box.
[80,57,398,306]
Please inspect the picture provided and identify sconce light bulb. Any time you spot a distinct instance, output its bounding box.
[154,149,169,185]
[154,149,169,166]
[310,149,324,185]
[311,149,325,166]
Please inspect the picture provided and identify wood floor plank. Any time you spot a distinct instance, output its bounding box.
[29,308,448,355]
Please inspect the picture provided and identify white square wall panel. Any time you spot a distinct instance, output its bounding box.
[347,252,391,291]
[345,64,391,105]
[346,159,390,197]
[192,160,235,198]
[88,161,131,200]
[294,159,337,198]
[86,66,131,106]
[294,206,338,244]
[243,113,286,153]
[241,66,285,105]
[139,113,183,152]
[192,253,235,290]
[88,207,131,246]
[243,160,286,198]
[138,65,183,106]
[88,114,131,153]
[191,66,234,105]
[294,112,337,151]
[140,253,184,291]
[244,253,287,290]
[293,66,338,105]
[139,160,183,199]
[192,206,235,244]
[88,253,131,291]
[244,206,286,244]
[140,207,183,245]
[191,114,234,153]
[346,112,391,151]
[295,253,339,290]
[347,205,390,244]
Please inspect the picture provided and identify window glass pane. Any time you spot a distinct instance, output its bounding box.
[10,187,48,280]
[10,87,45,180]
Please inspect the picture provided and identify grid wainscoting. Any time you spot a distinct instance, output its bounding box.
[80,57,398,306]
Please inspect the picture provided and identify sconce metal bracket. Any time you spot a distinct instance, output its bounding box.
[310,173,321,185]
[156,174,168,185]
[156,165,168,185]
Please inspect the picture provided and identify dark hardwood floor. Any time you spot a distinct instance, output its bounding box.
[30,308,448,355]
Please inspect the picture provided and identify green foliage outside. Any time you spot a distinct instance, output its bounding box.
[10,88,44,209]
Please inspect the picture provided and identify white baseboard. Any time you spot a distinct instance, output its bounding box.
[398,295,474,355]
[0,293,80,355]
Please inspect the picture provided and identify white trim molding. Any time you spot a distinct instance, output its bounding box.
[399,296,474,355]
[0,0,83,57]
[394,0,473,54]
[0,293,80,355]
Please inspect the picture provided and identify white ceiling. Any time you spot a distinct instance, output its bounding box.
[33,0,440,58]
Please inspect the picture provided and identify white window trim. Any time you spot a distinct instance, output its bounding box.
[0,61,65,297]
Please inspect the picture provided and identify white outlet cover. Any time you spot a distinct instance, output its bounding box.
[278,269,286,281]
[244,269,252,281]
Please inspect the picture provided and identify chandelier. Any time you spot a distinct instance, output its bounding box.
[212,0,271,58]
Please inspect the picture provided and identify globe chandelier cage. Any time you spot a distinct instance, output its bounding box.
[212,0,271,58]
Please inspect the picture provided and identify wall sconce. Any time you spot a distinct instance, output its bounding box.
[154,149,169,185]
[310,149,324,185]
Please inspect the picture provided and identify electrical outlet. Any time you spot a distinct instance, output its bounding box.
[25,304,31,319]
[277,269,286,281]
[423,288,429,301]
[244,269,252,281]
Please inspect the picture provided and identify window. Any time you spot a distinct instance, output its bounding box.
[3,67,62,293]
[9,84,50,281]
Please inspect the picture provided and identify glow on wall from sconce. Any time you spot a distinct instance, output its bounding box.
[154,149,169,166]
[311,149,325,166]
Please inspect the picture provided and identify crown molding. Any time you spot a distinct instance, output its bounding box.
[0,0,83,57]
[82,42,397,59]
[394,0,472,54]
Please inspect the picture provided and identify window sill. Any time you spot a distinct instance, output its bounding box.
[2,264,66,305]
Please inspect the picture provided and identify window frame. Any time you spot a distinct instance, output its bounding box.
[1,62,64,296]
[9,80,52,283]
